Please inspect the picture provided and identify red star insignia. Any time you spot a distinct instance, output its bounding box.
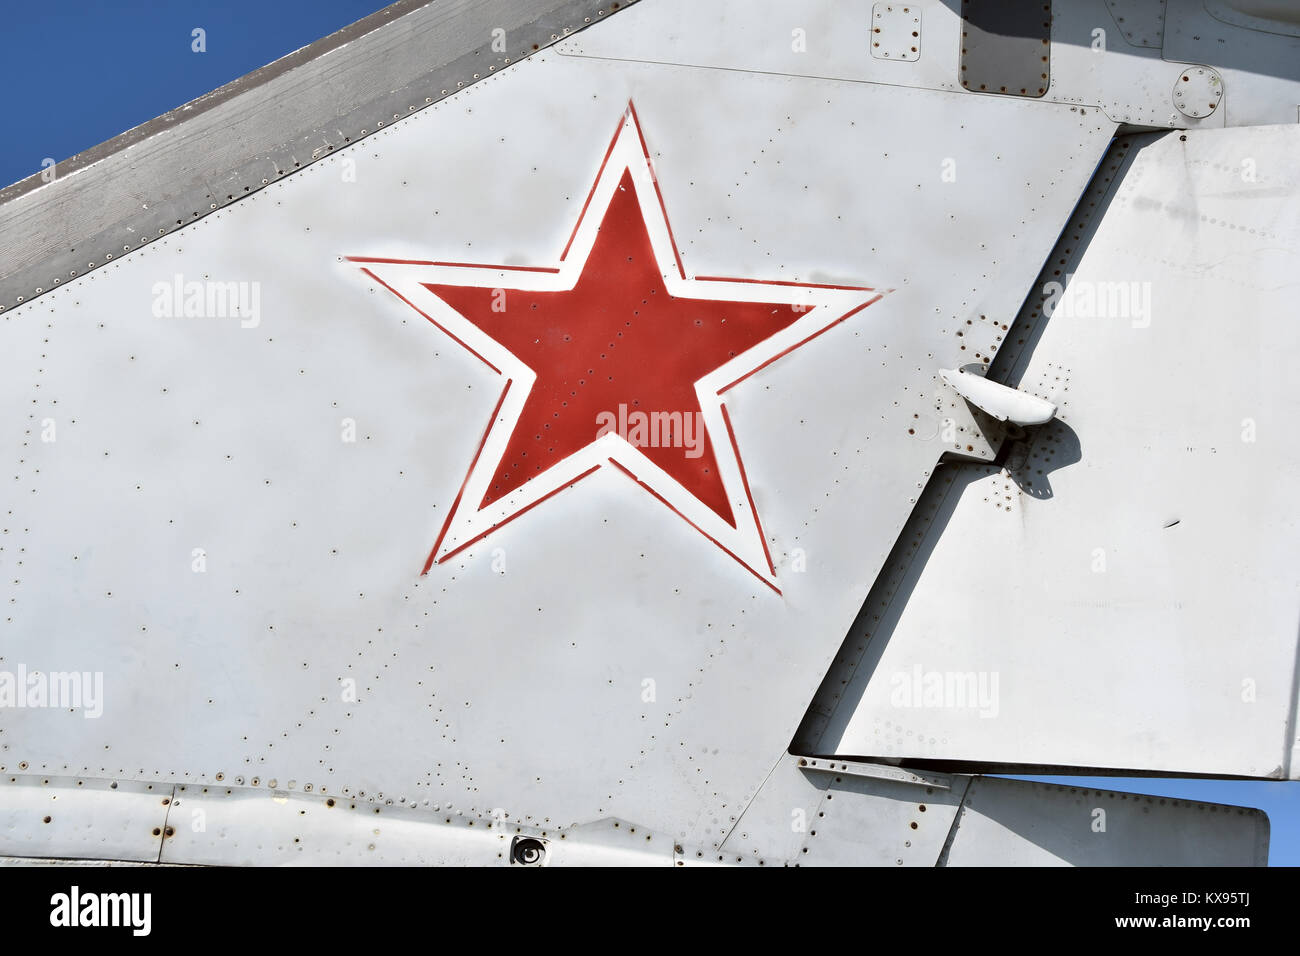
[350,103,882,592]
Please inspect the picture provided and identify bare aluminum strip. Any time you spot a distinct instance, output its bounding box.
[795,756,957,791]
[0,0,638,313]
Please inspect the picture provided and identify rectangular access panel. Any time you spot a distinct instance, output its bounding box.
[961,0,1052,97]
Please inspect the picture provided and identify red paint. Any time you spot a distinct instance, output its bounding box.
[628,102,687,281]
[607,458,781,595]
[361,267,502,374]
[438,464,602,564]
[717,294,882,394]
[719,403,775,577]
[695,275,874,292]
[357,103,883,581]
[425,379,515,573]
[423,169,809,527]
[560,107,627,263]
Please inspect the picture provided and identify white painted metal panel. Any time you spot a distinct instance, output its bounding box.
[701,755,1268,866]
[0,13,1114,854]
[712,755,968,867]
[5,0,1294,866]
[161,785,670,866]
[0,777,168,863]
[1163,0,1300,126]
[0,762,1261,866]
[812,124,1300,778]
[562,0,1243,128]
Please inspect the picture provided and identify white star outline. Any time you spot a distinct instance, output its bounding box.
[349,103,884,593]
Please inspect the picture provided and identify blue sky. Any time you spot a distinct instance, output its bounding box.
[3,1,1296,867]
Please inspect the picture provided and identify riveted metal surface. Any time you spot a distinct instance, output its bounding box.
[161,785,672,865]
[1103,0,1168,48]
[715,754,967,866]
[0,767,1265,866]
[708,754,1267,866]
[2,0,1292,867]
[959,0,1053,97]
[806,125,1300,778]
[1163,0,1300,126]
[0,0,1116,855]
[1172,65,1224,117]
[871,3,924,61]
[796,133,1138,756]
[798,769,967,866]
[564,0,1287,129]
[941,777,1270,866]
[0,775,170,863]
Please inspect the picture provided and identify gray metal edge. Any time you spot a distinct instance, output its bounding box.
[0,0,639,312]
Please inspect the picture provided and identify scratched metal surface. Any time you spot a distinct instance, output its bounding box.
[0,760,1266,865]
[0,7,1115,852]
